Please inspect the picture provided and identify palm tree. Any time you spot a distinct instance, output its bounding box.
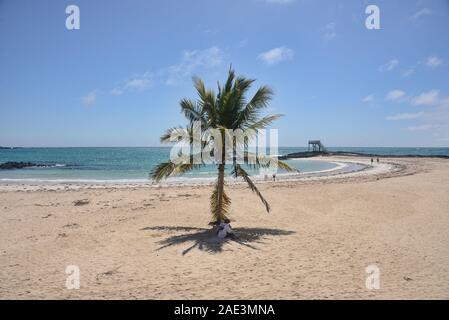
[151,67,296,223]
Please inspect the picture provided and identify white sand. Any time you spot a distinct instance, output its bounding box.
[0,156,448,299]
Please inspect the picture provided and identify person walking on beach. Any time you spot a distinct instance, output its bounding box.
[371,158,374,165]
[272,173,276,182]
[377,157,379,164]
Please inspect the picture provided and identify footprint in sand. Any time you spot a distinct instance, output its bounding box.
[95,266,122,283]
[63,223,80,229]
[73,199,90,206]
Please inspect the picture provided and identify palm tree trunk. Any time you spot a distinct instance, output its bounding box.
[216,163,226,221]
[211,131,229,223]
[217,129,228,222]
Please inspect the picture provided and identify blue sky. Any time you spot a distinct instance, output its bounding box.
[1,0,448,147]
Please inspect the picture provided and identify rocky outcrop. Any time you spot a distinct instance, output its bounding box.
[0,161,45,170]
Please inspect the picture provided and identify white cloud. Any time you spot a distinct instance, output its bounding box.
[124,75,153,91]
[110,87,123,95]
[379,59,399,72]
[401,67,415,78]
[82,90,97,105]
[106,47,225,96]
[439,97,449,108]
[111,72,153,95]
[411,89,440,106]
[386,112,424,121]
[258,46,294,65]
[323,22,337,40]
[362,94,374,103]
[386,90,406,101]
[425,56,442,68]
[410,8,432,20]
[385,90,449,142]
[166,46,224,84]
[407,124,438,131]
[203,28,218,35]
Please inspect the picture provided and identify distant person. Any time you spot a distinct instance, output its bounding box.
[272,173,276,182]
[371,158,374,165]
[217,219,233,239]
[377,157,379,163]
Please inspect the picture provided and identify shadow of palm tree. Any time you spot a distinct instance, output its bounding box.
[141,226,295,255]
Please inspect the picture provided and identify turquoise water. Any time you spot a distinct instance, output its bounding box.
[0,147,335,182]
[0,147,447,182]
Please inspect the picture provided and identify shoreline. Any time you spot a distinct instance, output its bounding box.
[0,155,405,192]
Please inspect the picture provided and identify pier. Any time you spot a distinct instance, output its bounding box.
[278,140,449,160]
[308,140,326,152]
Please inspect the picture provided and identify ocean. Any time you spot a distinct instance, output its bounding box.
[0,147,448,182]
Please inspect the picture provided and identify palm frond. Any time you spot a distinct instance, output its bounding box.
[180,98,203,123]
[246,114,283,131]
[234,86,274,128]
[242,152,297,173]
[150,161,201,182]
[224,67,235,94]
[232,164,270,213]
[276,159,297,172]
[193,76,216,125]
[160,126,188,144]
[229,77,255,114]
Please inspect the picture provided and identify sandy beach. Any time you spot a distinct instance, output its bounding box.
[1,156,448,299]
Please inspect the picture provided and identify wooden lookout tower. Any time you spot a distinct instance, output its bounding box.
[308,140,326,152]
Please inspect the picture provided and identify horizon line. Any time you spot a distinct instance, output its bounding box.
[1,145,448,149]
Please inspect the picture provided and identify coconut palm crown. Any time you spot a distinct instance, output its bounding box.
[151,67,296,223]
